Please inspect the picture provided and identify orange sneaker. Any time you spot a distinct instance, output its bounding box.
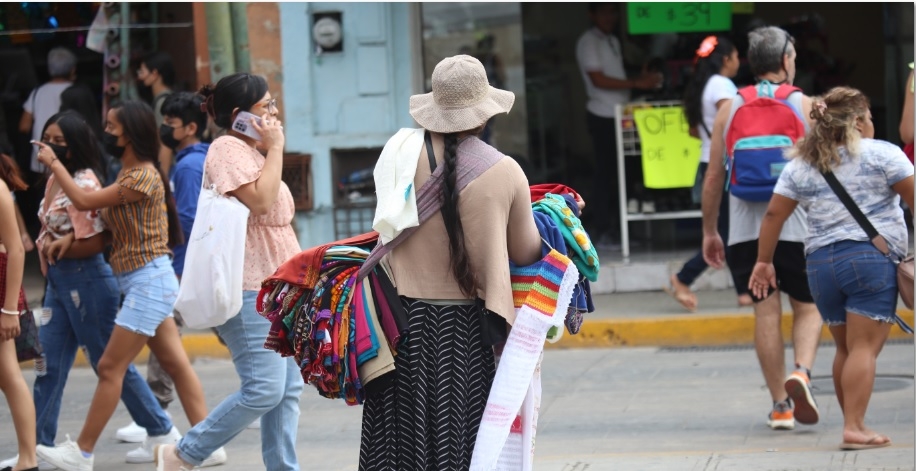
[767,401,795,430]
[785,370,819,425]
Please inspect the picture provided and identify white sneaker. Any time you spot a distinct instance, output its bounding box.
[35,436,93,471]
[125,427,181,464]
[199,447,228,468]
[117,410,172,443]
[116,421,148,443]
[0,454,58,470]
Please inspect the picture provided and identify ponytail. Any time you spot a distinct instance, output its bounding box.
[786,86,870,172]
[683,36,736,130]
[440,133,477,298]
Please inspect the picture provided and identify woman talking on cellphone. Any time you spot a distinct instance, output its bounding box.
[154,73,304,471]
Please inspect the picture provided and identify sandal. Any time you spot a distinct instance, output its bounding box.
[664,274,698,312]
[840,434,891,450]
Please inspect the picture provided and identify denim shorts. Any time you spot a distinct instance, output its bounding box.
[806,240,899,327]
[115,255,178,337]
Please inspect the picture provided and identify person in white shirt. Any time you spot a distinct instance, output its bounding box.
[702,26,822,432]
[19,47,76,174]
[576,2,661,246]
[667,36,750,311]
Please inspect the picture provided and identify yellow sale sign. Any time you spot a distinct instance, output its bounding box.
[633,106,701,189]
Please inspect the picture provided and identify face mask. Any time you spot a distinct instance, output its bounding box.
[45,142,68,161]
[103,132,126,159]
[159,123,181,150]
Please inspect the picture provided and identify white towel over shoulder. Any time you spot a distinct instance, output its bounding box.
[372,128,426,245]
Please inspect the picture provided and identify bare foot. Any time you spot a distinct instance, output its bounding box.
[665,274,698,312]
[737,294,753,307]
[840,429,891,450]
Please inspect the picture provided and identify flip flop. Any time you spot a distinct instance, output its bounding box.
[840,435,891,450]
[663,283,698,312]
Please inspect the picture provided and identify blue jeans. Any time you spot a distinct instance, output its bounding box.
[177,291,303,470]
[115,255,179,337]
[34,254,172,446]
[806,240,902,327]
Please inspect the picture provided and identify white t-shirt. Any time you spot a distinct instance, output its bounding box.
[699,74,736,163]
[576,28,629,118]
[728,193,807,246]
[23,81,72,172]
[724,90,808,246]
[774,139,914,259]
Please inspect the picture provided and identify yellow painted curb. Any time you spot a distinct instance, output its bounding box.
[548,309,915,349]
[50,309,913,368]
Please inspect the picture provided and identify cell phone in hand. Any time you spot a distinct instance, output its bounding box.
[231,111,263,141]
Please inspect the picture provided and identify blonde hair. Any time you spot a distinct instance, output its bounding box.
[786,86,870,172]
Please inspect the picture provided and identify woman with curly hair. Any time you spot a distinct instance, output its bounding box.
[750,86,914,450]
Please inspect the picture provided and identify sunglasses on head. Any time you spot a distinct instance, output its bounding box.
[780,33,795,59]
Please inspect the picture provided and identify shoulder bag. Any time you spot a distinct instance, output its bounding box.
[0,252,42,362]
[174,168,250,328]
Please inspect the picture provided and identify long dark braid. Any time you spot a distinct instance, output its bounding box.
[441,133,477,297]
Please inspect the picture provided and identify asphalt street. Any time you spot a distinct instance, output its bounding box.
[1,343,913,470]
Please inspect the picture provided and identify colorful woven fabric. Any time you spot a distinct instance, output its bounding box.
[510,250,573,317]
[529,183,580,204]
[532,193,599,282]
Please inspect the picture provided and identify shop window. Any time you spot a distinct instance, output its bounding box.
[419,3,532,176]
[331,147,381,239]
[282,153,313,211]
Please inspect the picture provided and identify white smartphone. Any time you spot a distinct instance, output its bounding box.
[231,111,263,141]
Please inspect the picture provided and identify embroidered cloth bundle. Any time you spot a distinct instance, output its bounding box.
[257,232,403,406]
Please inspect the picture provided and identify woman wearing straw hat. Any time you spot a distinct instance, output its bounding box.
[358,54,545,470]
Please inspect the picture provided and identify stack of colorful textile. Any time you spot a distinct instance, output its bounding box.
[257,232,403,406]
[527,185,598,336]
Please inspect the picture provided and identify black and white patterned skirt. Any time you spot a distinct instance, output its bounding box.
[359,297,496,471]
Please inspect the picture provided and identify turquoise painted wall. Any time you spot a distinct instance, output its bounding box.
[279,2,415,248]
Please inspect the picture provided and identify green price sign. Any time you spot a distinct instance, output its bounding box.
[628,3,733,35]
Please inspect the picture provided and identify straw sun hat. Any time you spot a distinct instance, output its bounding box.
[409,54,515,134]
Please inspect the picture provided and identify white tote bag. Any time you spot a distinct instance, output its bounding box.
[174,173,249,329]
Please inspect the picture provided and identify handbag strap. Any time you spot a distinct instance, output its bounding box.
[358,137,501,279]
[821,170,893,257]
[424,130,437,173]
